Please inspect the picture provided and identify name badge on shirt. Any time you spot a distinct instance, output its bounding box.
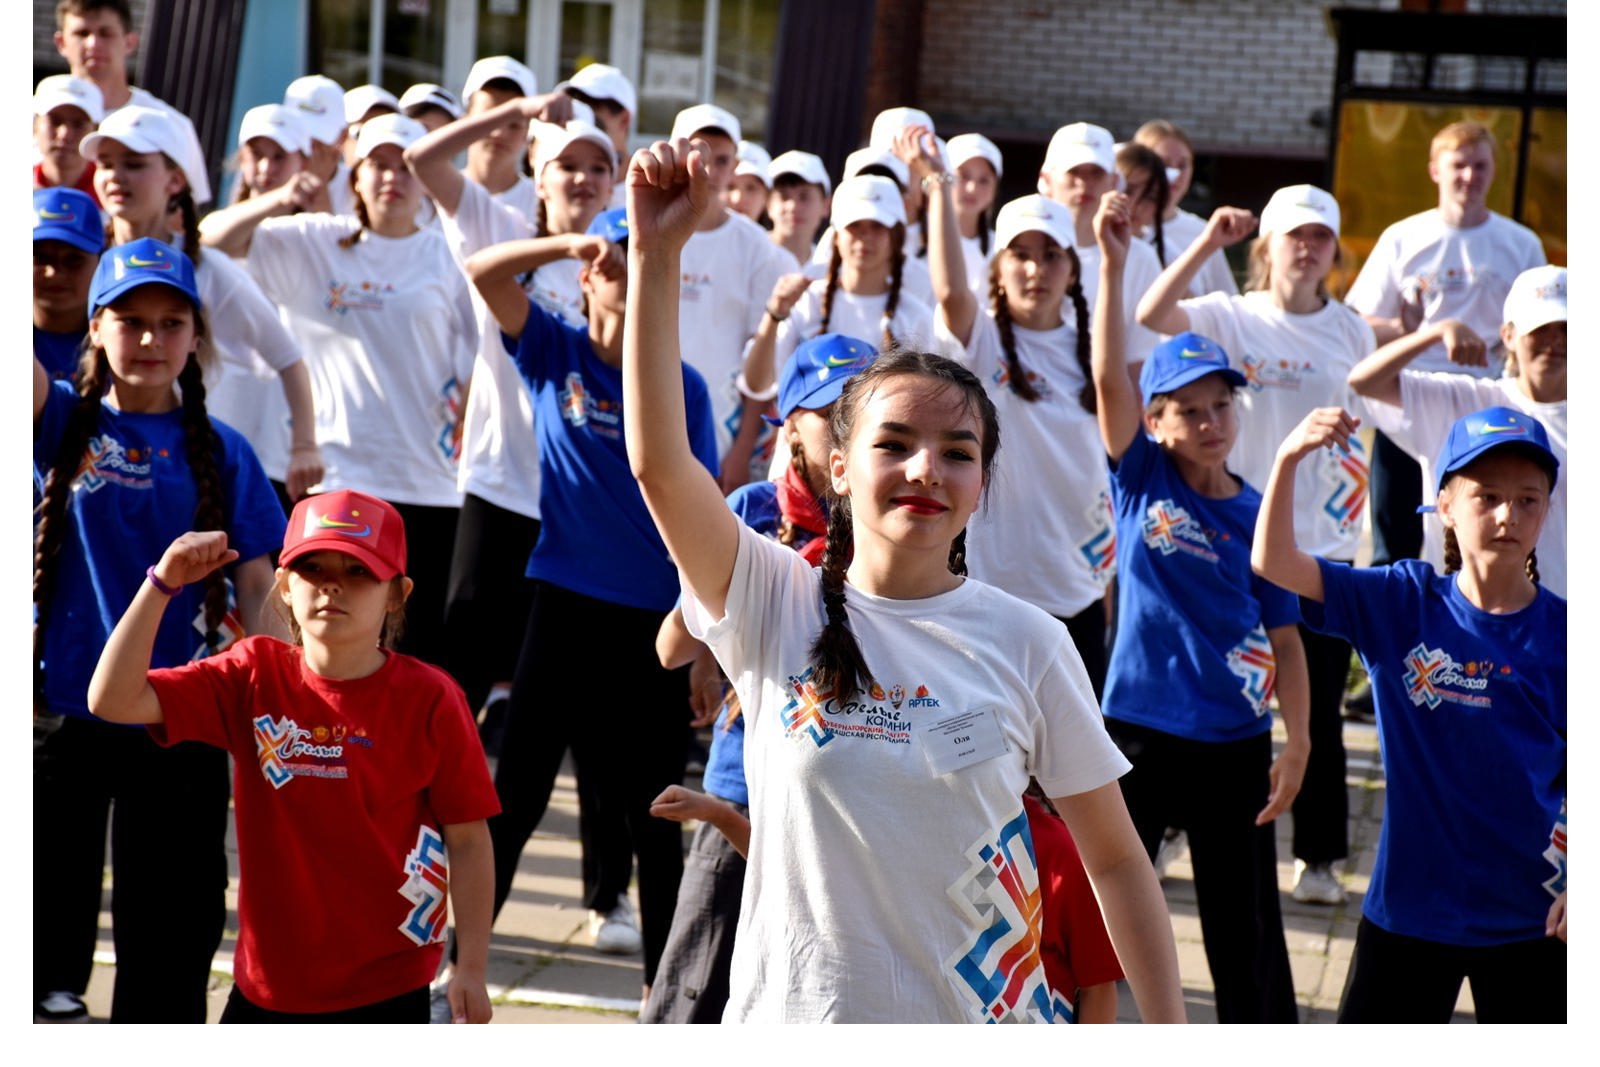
[919,705,1009,776]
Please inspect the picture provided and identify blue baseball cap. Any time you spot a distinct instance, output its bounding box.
[1138,331,1245,406]
[764,333,879,424]
[588,207,629,244]
[1433,406,1558,492]
[88,238,201,315]
[33,187,104,255]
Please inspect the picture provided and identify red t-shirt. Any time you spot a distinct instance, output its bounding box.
[149,636,500,1013]
[1024,795,1125,1007]
[34,160,100,206]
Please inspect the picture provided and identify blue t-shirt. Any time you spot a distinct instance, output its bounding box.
[1304,558,1566,946]
[507,302,718,613]
[1102,430,1299,742]
[34,381,287,719]
[35,325,86,383]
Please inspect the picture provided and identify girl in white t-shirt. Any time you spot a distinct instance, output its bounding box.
[1115,142,1172,270]
[1137,183,1376,908]
[86,105,323,500]
[915,128,1113,696]
[1131,119,1238,299]
[946,133,1002,299]
[622,136,1186,1024]
[199,115,478,671]
[226,104,310,206]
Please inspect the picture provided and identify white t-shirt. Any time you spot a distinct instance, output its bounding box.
[1344,209,1546,376]
[960,230,993,302]
[937,310,1114,617]
[1183,291,1376,559]
[810,226,937,312]
[246,215,478,506]
[681,523,1130,1023]
[679,212,793,460]
[437,177,584,519]
[1364,374,1566,596]
[184,247,304,481]
[1152,208,1238,298]
[327,160,356,219]
[1075,235,1164,365]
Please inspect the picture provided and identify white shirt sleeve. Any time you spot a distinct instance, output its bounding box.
[200,249,302,371]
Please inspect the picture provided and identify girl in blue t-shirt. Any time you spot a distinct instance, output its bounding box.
[461,206,719,1003]
[1253,404,1565,1022]
[1090,192,1310,1023]
[32,238,286,1022]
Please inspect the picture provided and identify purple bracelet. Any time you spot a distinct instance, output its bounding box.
[145,565,182,597]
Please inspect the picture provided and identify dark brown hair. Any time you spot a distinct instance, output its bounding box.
[987,242,1093,411]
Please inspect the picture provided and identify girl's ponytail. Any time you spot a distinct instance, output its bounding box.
[818,241,843,334]
[1066,245,1096,414]
[338,168,370,250]
[177,354,230,647]
[808,494,871,703]
[989,264,1039,403]
[881,226,905,351]
[175,188,204,268]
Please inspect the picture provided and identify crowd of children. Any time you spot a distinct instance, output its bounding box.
[33,0,1564,1026]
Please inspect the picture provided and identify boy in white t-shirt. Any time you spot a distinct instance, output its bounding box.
[1343,121,1546,567]
[671,104,792,490]
[1347,265,1566,596]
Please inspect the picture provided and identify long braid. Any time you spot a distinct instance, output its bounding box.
[177,355,230,646]
[535,196,550,238]
[977,208,991,257]
[338,168,370,250]
[34,349,111,674]
[1151,203,1168,267]
[1066,245,1095,414]
[881,227,905,351]
[175,188,203,268]
[915,202,928,258]
[988,265,1039,403]
[1527,549,1541,586]
[1441,527,1462,575]
[818,241,843,334]
[807,494,871,702]
[948,528,968,576]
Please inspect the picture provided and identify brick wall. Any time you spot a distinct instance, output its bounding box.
[915,0,1563,155]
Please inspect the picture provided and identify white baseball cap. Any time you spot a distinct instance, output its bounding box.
[532,118,617,174]
[283,74,348,145]
[670,103,741,145]
[343,84,399,125]
[557,63,637,116]
[1042,122,1115,174]
[768,150,831,195]
[238,104,311,157]
[354,113,428,159]
[842,146,909,190]
[81,104,212,206]
[1259,184,1340,238]
[34,74,104,125]
[734,141,772,184]
[1503,265,1566,333]
[947,133,1003,179]
[462,56,538,101]
[830,175,906,230]
[994,194,1073,251]
[869,106,935,150]
[399,83,464,120]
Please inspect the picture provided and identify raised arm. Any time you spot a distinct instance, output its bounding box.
[899,125,977,343]
[88,531,240,725]
[1090,192,1142,462]
[1250,406,1361,601]
[1136,206,1256,336]
[1051,781,1186,1023]
[198,172,323,257]
[624,139,742,619]
[1346,317,1484,407]
[404,94,561,216]
[465,233,610,341]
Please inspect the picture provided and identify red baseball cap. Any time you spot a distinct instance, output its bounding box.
[280,490,407,580]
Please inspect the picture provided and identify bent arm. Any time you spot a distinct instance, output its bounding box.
[276,361,323,501]
[1052,780,1186,1023]
[198,179,308,257]
[1346,319,1467,406]
[1250,408,1360,601]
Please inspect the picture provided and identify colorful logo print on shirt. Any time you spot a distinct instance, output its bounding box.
[1078,489,1117,581]
[324,279,395,314]
[1400,642,1505,709]
[1543,800,1566,899]
[557,371,622,439]
[190,576,245,660]
[436,376,464,465]
[1240,353,1315,392]
[398,825,450,946]
[1225,623,1277,717]
[945,807,1063,1023]
[1140,499,1218,563]
[1318,433,1368,535]
[780,667,921,749]
[72,434,161,493]
[252,713,350,789]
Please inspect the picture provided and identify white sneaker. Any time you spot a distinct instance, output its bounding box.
[35,991,88,1023]
[1292,860,1346,905]
[1154,828,1187,880]
[591,897,643,955]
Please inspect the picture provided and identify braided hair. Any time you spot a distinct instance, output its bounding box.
[818,241,844,334]
[338,166,370,250]
[807,349,1000,702]
[1115,143,1170,266]
[881,224,906,351]
[987,242,1094,412]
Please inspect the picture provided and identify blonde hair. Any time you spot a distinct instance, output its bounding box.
[1244,234,1341,300]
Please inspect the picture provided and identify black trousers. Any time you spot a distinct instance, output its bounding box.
[221,983,429,1023]
[1292,622,1352,865]
[484,581,690,986]
[1339,917,1566,1023]
[1105,718,1299,1023]
[1055,595,1109,703]
[388,501,459,672]
[34,715,229,1022]
[442,493,540,716]
[1367,430,1423,565]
